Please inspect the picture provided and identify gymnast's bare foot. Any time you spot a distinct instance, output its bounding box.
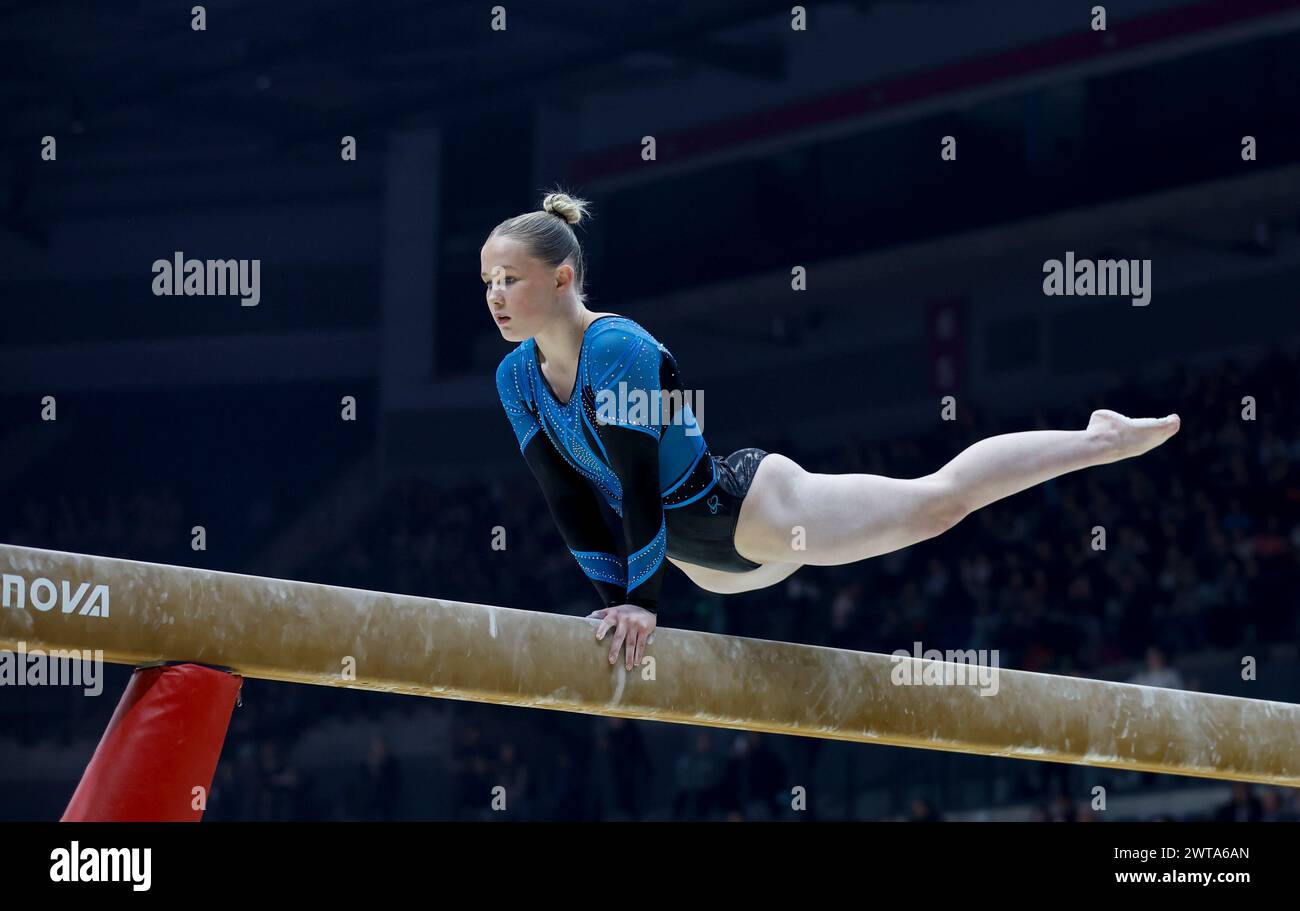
[1087,409,1181,464]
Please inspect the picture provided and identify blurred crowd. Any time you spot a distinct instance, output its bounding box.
[3,348,1298,820]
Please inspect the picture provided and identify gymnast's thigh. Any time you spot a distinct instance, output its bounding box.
[667,556,801,595]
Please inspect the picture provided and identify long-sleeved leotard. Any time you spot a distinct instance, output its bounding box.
[495,315,718,614]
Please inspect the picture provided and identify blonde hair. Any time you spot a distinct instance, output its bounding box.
[488,189,593,303]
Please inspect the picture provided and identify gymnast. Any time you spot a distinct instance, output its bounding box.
[486,192,1180,672]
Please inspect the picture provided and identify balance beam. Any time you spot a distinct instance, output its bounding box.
[2,542,1297,786]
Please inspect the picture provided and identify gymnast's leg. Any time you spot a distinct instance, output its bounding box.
[667,555,801,595]
[733,409,1180,567]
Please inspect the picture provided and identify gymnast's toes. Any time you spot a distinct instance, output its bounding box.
[1088,409,1181,462]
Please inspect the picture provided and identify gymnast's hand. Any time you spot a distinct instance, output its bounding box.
[587,604,656,672]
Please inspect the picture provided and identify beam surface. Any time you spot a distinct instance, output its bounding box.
[2,543,1298,786]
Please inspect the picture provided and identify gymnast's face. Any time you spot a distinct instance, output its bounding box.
[480,234,573,342]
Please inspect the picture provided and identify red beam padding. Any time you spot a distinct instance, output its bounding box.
[62,663,242,822]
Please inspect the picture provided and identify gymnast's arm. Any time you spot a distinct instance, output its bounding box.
[581,328,670,617]
[594,423,666,616]
[521,433,630,610]
[497,354,628,609]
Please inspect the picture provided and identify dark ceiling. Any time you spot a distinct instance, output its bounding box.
[2,0,830,169]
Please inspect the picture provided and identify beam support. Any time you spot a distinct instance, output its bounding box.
[2,543,1298,786]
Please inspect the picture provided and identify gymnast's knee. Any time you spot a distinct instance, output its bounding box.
[920,474,973,535]
[698,576,752,595]
[685,568,757,595]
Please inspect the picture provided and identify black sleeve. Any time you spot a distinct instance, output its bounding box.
[595,424,666,615]
[522,432,628,609]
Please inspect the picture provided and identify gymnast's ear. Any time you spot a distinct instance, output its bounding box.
[553,261,576,292]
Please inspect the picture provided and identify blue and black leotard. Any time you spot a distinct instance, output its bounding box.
[495,315,767,614]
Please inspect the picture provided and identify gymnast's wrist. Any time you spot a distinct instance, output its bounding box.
[623,595,658,615]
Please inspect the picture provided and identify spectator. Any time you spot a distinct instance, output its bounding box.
[1129,646,1184,690]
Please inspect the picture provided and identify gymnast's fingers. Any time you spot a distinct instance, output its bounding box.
[608,618,629,665]
[632,629,645,670]
[595,612,617,640]
[625,627,640,671]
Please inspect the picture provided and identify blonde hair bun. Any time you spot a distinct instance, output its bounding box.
[542,191,591,227]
